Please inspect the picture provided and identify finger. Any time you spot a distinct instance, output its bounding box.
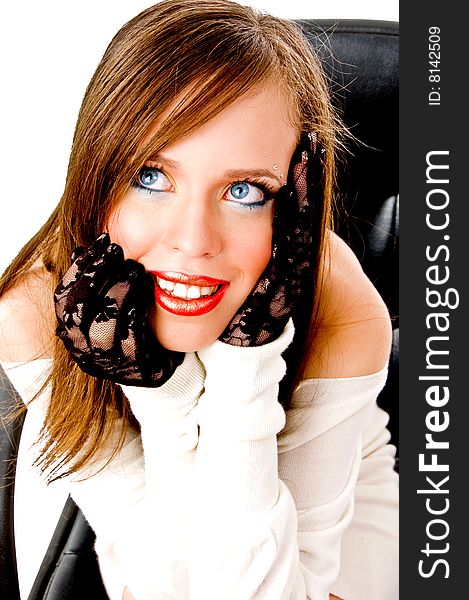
[70,245,86,262]
[58,234,114,293]
[75,241,126,299]
[72,233,111,271]
[83,260,149,351]
[75,236,122,276]
[119,262,154,321]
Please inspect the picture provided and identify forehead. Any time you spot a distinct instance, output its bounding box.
[150,83,299,171]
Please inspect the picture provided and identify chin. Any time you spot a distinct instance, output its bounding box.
[154,318,224,353]
[160,339,208,353]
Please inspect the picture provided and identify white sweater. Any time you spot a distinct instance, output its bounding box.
[2,322,398,600]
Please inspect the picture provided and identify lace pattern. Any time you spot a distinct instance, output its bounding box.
[54,234,183,386]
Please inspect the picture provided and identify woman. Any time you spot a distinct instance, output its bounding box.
[0,1,398,599]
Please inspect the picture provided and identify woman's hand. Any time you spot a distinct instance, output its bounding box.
[54,233,183,386]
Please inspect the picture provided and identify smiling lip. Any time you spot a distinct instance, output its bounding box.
[149,271,230,316]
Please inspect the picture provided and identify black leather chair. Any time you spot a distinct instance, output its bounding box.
[0,19,399,599]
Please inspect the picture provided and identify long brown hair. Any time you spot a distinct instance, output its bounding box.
[0,0,344,480]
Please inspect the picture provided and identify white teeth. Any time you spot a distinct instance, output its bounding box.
[157,277,219,300]
[187,285,201,299]
[173,283,188,298]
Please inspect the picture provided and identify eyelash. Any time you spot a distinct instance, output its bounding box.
[131,166,278,210]
[232,178,277,210]
[131,165,171,197]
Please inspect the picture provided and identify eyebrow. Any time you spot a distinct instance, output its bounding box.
[223,168,283,185]
[147,155,283,186]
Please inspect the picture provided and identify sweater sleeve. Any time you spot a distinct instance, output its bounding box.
[193,320,393,600]
[192,320,302,599]
[71,351,205,600]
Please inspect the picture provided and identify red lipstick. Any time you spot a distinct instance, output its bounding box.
[149,271,230,316]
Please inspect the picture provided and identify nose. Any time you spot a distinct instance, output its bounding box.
[162,195,223,259]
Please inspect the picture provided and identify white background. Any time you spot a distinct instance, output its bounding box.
[0,1,398,273]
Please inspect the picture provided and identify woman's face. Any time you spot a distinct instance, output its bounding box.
[107,84,298,351]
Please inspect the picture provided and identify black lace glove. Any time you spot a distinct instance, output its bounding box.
[220,132,321,347]
[54,233,184,386]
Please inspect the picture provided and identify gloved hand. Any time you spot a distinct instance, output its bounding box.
[220,132,322,346]
[54,233,184,386]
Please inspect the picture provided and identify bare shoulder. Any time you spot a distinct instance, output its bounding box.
[0,268,56,362]
[304,231,392,379]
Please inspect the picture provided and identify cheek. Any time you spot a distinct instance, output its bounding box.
[106,204,157,259]
[232,216,273,283]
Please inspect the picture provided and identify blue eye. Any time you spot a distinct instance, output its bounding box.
[230,182,251,200]
[133,166,172,194]
[226,181,268,207]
